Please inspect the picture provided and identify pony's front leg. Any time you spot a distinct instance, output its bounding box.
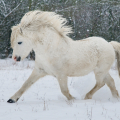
[58,76,74,100]
[7,68,46,103]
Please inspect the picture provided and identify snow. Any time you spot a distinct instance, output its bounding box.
[0,59,120,120]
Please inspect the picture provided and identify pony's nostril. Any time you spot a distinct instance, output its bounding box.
[13,56,17,61]
[16,56,21,61]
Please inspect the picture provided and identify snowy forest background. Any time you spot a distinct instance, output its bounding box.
[0,0,120,59]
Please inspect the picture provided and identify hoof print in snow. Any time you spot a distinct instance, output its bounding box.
[7,99,15,103]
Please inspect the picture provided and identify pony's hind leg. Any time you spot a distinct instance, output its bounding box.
[85,72,119,100]
[84,72,105,99]
[104,73,119,98]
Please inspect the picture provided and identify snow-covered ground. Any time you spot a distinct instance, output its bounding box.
[0,59,120,120]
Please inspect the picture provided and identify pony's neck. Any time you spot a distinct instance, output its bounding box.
[33,26,72,55]
[41,26,69,45]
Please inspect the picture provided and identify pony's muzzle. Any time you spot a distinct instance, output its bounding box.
[13,56,21,61]
[16,56,21,61]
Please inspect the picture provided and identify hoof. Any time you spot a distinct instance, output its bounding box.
[7,99,15,103]
[67,94,75,100]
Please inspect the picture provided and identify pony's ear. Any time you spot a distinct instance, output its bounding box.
[20,28,23,34]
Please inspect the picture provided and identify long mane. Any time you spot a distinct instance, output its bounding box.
[11,10,73,47]
[20,10,72,36]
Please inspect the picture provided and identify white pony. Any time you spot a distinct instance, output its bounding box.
[8,10,120,103]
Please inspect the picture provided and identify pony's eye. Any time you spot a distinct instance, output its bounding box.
[18,42,22,45]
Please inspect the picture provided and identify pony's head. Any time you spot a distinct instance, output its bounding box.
[11,26,33,61]
[10,10,73,61]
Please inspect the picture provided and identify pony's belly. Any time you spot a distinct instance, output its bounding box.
[67,63,96,77]
[68,69,92,77]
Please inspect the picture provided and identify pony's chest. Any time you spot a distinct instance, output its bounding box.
[35,56,54,75]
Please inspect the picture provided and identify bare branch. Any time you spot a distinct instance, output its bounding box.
[5,2,22,18]
[1,0,7,13]
[0,1,22,25]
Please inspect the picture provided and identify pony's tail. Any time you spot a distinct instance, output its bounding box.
[110,41,120,77]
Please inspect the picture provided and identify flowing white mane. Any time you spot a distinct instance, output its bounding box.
[11,10,73,46]
[21,10,72,36]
